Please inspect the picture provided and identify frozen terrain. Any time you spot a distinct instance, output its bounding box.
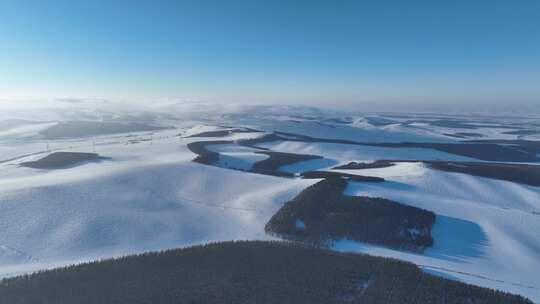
[0,102,539,301]
[0,129,313,277]
[334,163,540,301]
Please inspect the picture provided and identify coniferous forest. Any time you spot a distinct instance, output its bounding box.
[265,177,436,251]
[0,241,531,304]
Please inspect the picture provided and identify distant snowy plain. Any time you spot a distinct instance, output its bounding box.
[0,102,539,301]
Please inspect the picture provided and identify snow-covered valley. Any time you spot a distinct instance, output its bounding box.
[1,103,539,301]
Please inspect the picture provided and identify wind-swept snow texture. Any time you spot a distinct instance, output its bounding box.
[333,163,540,301]
[0,105,539,301]
[0,129,313,278]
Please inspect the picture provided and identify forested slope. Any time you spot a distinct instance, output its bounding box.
[0,241,531,304]
[266,177,436,251]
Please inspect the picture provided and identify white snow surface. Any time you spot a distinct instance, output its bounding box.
[0,129,314,278]
[1,104,539,301]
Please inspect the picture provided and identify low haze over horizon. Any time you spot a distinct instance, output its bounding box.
[1,0,539,110]
[2,3,540,302]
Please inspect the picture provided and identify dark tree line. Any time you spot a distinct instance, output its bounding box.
[40,121,165,139]
[237,130,540,162]
[187,140,324,177]
[333,160,395,170]
[426,161,540,186]
[187,140,232,165]
[187,128,262,138]
[327,157,540,187]
[444,132,484,138]
[20,152,110,169]
[266,177,436,251]
[251,151,321,171]
[0,241,530,304]
[300,170,385,182]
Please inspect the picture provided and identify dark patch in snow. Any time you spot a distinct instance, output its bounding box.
[266,177,436,252]
[39,121,168,139]
[333,160,395,170]
[20,152,110,169]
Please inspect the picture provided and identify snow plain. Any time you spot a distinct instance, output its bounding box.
[0,128,314,278]
[1,105,539,301]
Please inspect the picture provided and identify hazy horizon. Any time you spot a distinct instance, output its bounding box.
[1,98,540,119]
[1,0,539,110]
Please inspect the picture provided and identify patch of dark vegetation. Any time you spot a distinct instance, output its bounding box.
[502,129,540,136]
[361,159,540,186]
[426,161,540,187]
[266,177,436,252]
[333,160,395,170]
[249,151,322,177]
[444,132,485,138]
[187,128,262,138]
[20,152,110,169]
[300,171,385,182]
[40,121,167,139]
[385,141,538,162]
[267,131,540,162]
[187,130,232,137]
[237,133,282,149]
[430,119,482,129]
[252,151,322,171]
[466,139,540,156]
[403,119,509,130]
[0,241,531,304]
[394,142,539,162]
[325,117,352,124]
[188,133,540,182]
[251,169,295,177]
[365,117,399,126]
[186,140,233,165]
[187,141,315,177]
[288,114,319,121]
[314,121,336,128]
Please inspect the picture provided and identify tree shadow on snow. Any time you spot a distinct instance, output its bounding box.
[279,158,339,174]
[424,215,488,262]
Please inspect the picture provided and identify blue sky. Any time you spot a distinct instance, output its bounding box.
[0,0,539,108]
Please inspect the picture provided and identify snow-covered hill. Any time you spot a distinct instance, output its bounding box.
[0,103,539,301]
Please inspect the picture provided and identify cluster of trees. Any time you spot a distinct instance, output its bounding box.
[327,157,540,187]
[187,130,233,137]
[333,160,395,170]
[265,177,436,251]
[443,132,484,138]
[300,171,385,182]
[252,151,321,170]
[39,121,165,139]
[501,130,540,136]
[237,133,282,149]
[469,139,540,160]
[187,127,262,138]
[395,142,539,162]
[239,130,540,162]
[0,241,530,304]
[20,152,110,169]
[187,140,325,177]
[186,140,232,165]
[426,161,540,186]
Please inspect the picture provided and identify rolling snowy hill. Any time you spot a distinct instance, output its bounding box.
[0,104,539,301]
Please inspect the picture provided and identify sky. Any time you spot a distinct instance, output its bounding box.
[0,0,539,110]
